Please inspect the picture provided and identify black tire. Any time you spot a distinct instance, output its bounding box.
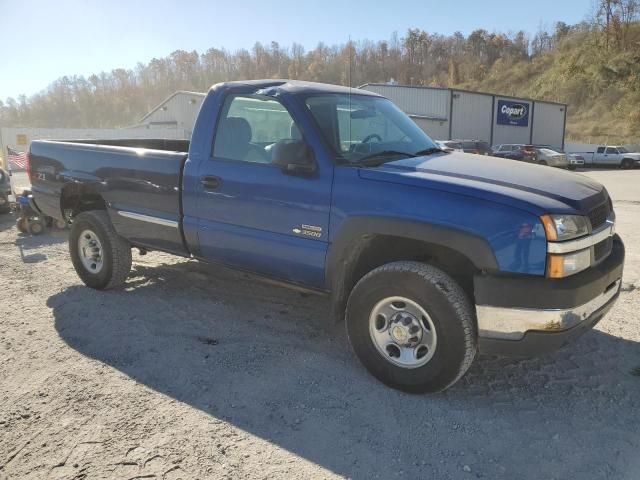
[16,217,28,233]
[69,210,132,289]
[568,165,576,171]
[621,159,634,169]
[538,160,548,166]
[346,261,477,393]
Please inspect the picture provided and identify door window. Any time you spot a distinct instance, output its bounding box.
[604,147,618,154]
[213,94,302,164]
[596,147,605,154]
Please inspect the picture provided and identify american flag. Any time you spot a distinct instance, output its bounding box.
[7,146,28,171]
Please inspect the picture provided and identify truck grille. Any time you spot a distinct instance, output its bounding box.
[588,202,611,231]
[594,237,613,263]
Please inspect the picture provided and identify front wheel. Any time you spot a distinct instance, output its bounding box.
[69,210,132,289]
[621,159,634,169]
[346,261,477,393]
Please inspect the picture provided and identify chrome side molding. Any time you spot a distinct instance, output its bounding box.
[117,210,179,228]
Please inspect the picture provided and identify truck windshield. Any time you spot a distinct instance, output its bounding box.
[304,94,438,164]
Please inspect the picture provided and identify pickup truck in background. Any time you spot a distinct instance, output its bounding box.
[28,80,624,393]
[589,145,640,168]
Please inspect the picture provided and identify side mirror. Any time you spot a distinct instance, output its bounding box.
[271,139,316,177]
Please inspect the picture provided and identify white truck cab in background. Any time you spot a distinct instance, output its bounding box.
[592,145,640,168]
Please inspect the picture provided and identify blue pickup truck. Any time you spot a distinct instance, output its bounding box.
[28,80,624,393]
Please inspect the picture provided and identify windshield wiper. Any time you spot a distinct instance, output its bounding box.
[413,147,445,156]
[354,150,417,166]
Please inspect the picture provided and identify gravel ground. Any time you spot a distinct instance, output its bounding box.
[1,169,639,480]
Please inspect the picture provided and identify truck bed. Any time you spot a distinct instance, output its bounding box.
[30,139,189,255]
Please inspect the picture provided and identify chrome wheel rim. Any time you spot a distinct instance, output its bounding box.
[369,296,437,369]
[78,229,104,273]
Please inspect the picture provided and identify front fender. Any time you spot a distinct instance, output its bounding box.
[325,215,499,320]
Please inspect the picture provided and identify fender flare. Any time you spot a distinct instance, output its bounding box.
[326,215,498,320]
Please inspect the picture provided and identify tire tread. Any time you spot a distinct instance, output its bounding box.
[347,261,477,392]
[71,211,132,289]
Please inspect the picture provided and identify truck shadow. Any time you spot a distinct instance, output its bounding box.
[49,259,640,479]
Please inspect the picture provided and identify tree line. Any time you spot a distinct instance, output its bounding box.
[1,0,638,136]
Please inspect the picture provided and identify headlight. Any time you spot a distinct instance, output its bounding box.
[540,214,589,241]
[547,249,591,278]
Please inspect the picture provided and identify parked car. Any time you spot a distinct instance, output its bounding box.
[492,144,536,162]
[492,143,519,157]
[0,168,11,214]
[435,140,463,152]
[455,140,492,155]
[591,145,640,169]
[535,148,569,169]
[567,153,585,170]
[29,80,624,393]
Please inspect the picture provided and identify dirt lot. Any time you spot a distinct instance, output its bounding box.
[1,169,639,480]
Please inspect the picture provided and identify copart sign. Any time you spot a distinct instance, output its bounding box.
[497,100,530,127]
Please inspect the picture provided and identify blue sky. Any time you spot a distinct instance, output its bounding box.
[1,0,592,100]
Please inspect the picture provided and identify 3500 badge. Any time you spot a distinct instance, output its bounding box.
[292,224,322,238]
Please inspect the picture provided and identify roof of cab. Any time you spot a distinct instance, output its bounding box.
[209,79,381,97]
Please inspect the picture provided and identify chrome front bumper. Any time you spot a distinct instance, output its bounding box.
[476,278,621,341]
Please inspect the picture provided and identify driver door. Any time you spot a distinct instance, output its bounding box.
[604,147,620,166]
[195,93,333,289]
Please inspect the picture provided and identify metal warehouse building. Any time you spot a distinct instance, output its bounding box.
[133,91,206,138]
[359,84,567,150]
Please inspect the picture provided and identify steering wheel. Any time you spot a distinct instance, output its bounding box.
[361,133,382,144]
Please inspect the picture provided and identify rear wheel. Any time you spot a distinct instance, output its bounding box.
[69,210,132,289]
[346,261,477,393]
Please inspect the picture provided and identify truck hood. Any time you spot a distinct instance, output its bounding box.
[358,152,606,214]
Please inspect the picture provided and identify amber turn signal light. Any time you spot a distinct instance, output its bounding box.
[540,214,558,241]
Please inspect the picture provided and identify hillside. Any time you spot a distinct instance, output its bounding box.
[458,24,640,144]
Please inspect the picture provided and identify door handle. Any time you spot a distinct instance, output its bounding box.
[201,175,221,190]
